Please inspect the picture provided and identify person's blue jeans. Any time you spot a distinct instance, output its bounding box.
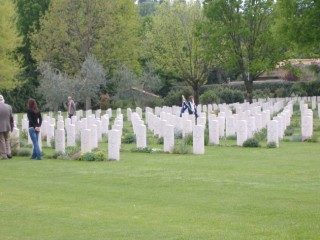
[29,128,41,160]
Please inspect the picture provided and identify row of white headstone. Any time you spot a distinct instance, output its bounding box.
[13,96,319,161]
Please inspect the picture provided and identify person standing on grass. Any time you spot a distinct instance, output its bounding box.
[0,95,13,159]
[67,96,76,118]
[27,98,42,160]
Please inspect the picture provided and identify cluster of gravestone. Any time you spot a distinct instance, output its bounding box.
[11,96,319,161]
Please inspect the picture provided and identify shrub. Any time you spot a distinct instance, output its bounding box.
[184,134,193,145]
[226,135,237,140]
[52,151,67,159]
[284,126,295,136]
[20,139,29,148]
[204,129,209,146]
[253,129,267,142]
[218,88,244,104]
[79,151,106,161]
[303,134,318,143]
[122,133,136,144]
[10,136,20,156]
[164,88,192,106]
[242,138,260,148]
[130,147,153,153]
[92,151,106,161]
[157,137,164,145]
[274,88,286,98]
[267,142,277,148]
[172,140,191,154]
[174,128,183,139]
[291,134,302,142]
[50,138,55,148]
[65,146,81,156]
[76,138,81,147]
[253,89,270,99]
[21,130,28,140]
[79,152,95,161]
[17,148,31,157]
[199,90,219,104]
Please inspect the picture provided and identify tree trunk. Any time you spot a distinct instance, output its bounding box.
[192,84,200,105]
[244,78,253,103]
[85,97,91,110]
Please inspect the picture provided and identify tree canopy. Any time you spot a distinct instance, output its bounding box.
[0,0,21,88]
[31,0,141,75]
[274,0,320,56]
[204,0,282,102]
[144,2,211,103]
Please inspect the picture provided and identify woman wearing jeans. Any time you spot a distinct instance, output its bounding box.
[27,99,42,160]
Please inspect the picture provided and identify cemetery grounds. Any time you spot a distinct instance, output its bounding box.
[0,104,319,240]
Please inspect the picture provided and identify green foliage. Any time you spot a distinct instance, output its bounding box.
[282,63,302,81]
[122,133,136,144]
[10,136,20,156]
[226,135,237,140]
[130,147,154,153]
[164,88,193,106]
[157,137,164,145]
[14,0,50,75]
[218,88,244,104]
[199,87,244,104]
[292,80,320,96]
[267,142,277,148]
[204,129,209,146]
[274,0,320,55]
[17,148,32,157]
[174,128,183,139]
[21,130,28,140]
[0,0,21,88]
[291,134,302,142]
[50,138,55,149]
[205,0,282,102]
[32,0,140,75]
[144,2,210,102]
[199,90,219,104]
[79,151,106,162]
[184,134,193,146]
[242,138,261,148]
[65,146,81,157]
[172,140,191,154]
[303,135,319,143]
[253,129,267,142]
[284,126,295,136]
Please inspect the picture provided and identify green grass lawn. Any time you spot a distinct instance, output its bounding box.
[1,140,320,240]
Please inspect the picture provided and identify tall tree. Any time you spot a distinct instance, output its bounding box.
[14,0,50,83]
[204,0,282,102]
[144,2,211,103]
[38,56,107,111]
[31,0,140,75]
[274,0,320,56]
[0,0,21,88]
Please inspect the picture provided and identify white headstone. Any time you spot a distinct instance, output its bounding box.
[108,129,120,161]
[164,124,174,153]
[267,120,279,147]
[67,124,76,147]
[237,120,248,146]
[193,125,205,154]
[136,124,147,148]
[209,119,219,145]
[55,129,65,153]
[81,129,91,153]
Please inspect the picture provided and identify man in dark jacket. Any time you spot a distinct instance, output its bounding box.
[0,95,13,159]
